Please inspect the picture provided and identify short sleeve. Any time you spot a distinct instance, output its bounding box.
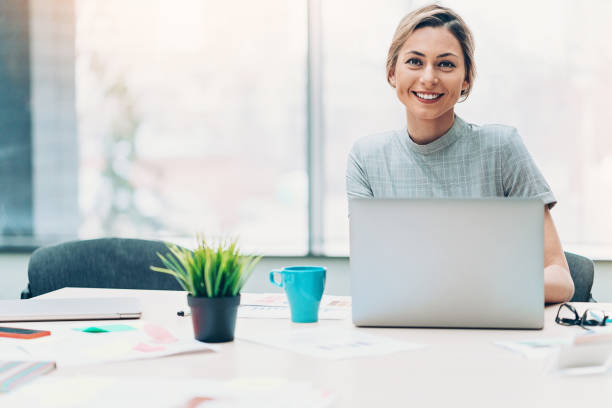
[346,142,373,201]
[501,128,556,209]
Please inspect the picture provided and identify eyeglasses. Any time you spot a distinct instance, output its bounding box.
[555,303,609,330]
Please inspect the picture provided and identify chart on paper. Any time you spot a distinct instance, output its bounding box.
[239,326,424,359]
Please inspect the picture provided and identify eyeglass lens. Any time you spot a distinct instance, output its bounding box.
[556,303,579,324]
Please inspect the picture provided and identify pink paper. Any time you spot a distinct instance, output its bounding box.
[133,342,165,353]
[144,323,179,344]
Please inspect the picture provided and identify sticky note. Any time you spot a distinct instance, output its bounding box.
[143,323,178,344]
[81,327,108,333]
[74,324,136,333]
[133,342,165,352]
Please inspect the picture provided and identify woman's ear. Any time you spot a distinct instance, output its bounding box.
[389,71,397,88]
[461,79,469,94]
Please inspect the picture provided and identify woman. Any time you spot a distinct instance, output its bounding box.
[346,4,574,303]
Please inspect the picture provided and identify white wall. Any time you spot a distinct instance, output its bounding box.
[2,253,611,302]
[592,261,612,302]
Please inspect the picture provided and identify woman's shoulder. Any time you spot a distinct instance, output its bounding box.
[463,119,522,148]
[350,129,400,157]
[467,120,518,138]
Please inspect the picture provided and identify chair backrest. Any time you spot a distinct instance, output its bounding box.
[21,238,184,298]
[565,251,595,302]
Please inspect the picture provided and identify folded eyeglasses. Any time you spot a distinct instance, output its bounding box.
[555,303,609,330]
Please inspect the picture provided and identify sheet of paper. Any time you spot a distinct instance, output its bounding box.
[239,326,423,359]
[0,375,335,408]
[0,321,218,367]
[495,338,572,359]
[238,293,351,320]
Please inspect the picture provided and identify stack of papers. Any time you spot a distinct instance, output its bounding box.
[555,331,612,374]
[496,331,612,375]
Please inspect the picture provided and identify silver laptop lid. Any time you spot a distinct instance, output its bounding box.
[349,198,544,329]
[0,297,142,322]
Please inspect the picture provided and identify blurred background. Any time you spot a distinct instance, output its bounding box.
[1,0,611,296]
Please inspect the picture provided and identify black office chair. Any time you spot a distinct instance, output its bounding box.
[565,251,595,302]
[20,238,184,298]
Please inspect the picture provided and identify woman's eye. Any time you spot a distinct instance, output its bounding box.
[439,61,456,69]
[405,58,422,66]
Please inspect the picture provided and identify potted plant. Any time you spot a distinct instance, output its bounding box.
[151,237,261,343]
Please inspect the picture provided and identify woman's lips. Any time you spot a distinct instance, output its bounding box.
[412,91,443,104]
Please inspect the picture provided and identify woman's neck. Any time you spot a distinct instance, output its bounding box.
[406,110,455,145]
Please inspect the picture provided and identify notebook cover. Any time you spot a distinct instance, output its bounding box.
[0,361,56,392]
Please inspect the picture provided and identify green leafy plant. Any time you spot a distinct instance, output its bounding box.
[151,237,261,298]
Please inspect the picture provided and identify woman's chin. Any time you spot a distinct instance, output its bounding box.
[404,105,454,122]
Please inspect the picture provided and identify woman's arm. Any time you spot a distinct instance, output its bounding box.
[543,206,574,303]
[346,146,374,200]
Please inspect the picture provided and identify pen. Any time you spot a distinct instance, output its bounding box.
[177,310,191,317]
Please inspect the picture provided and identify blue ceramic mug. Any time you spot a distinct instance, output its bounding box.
[269,266,326,323]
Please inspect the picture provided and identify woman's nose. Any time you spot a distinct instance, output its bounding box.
[419,65,439,87]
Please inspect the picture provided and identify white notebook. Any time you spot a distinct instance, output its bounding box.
[0,298,141,322]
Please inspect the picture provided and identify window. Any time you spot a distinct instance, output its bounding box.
[0,1,33,243]
[322,0,612,256]
[2,0,612,258]
[76,0,307,254]
[321,0,407,255]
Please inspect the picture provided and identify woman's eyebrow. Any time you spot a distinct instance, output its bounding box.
[403,51,458,58]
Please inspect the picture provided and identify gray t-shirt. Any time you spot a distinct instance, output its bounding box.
[346,116,556,207]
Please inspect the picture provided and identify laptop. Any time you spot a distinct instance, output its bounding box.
[349,198,544,329]
[0,297,142,322]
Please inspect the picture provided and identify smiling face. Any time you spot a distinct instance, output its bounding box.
[389,26,469,125]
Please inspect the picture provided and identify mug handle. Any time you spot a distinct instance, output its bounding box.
[269,270,284,288]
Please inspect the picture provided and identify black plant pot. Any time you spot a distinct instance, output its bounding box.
[187,294,240,343]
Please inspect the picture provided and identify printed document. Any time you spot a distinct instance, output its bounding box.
[238,293,351,320]
[239,326,423,359]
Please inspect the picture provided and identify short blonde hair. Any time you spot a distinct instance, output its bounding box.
[386,4,476,101]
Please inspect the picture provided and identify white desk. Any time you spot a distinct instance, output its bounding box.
[4,288,612,407]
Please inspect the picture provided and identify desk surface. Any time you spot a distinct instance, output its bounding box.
[6,288,612,407]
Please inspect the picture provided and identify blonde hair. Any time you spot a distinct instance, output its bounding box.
[386,4,476,101]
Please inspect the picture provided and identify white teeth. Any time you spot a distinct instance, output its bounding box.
[416,92,441,100]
